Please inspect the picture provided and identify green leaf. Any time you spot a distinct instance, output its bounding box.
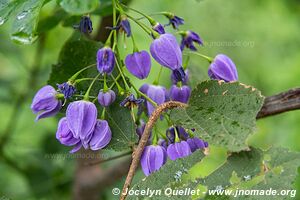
[170,80,264,152]
[106,98,137,151]
[128,151,205,200]
[37,8,68,34]
[58,0,99,15]
[0,0,19,26]
[11,0,45,44]
[48,33,137,151]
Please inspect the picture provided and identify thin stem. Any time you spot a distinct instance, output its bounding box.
[74,78,104,84]
[186,51,213,63]
[114,50,130,90]
[131,84,158,107]
[103,73,108,92]
[74,94,97,99]
[69,63,97,82]
[131,34,139,52]
[119,3,156,25]
[126,14,154,36]
[101,108,106,119]
[83,74,101,101]
[153,66,163,85]
[85,151,132,166]
[174,126,180,143]
[110,74,124,93]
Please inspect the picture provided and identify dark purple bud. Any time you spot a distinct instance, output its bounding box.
[180,31,203,51]
[66,100,97,141]
[56,117,81,146]
[120,94,144,108]
[150,33,182,71]
[97,47,115,75]
[166,126,189,143]
[187,137,207,152]
[164,14,184,29]
[136,120,152,144]
[31,85,62,121]
[171,69,189,85]
[125,50,151,79]
[144,85,166,116]
[169,85,191,103]
[152,22,165,34]
[208,54,238,82]
[89,120,112,150]
[140,145,167,176]
[73,16,93,34]
[172,67,186,83]
[120,16,131,37]
[98,89,116,107]
[167,141,191,160]
[158,139,168,150]
[57,82,76,99]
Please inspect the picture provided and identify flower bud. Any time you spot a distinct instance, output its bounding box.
[97,47,115,75]
[89,120,112,150]
[152,22,165,34]
[120,16,131,37]
[187,137,207,152]
[169,85,191,103]
[66,100,97,141]
[98,89,116,107]
[141,145,167,176]
[180,30,203,51]
[167,141,192,160]
[73,16,93,34]
[150,33,182,71]
[171,69,189,85]
[163,13,184,29]
[31,85,62,121]
[208,54,238,82]
[125,50,151,79]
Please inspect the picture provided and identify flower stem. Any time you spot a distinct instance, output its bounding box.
[103,73,108,92]
[74,78,104,84]
[69,63,97,82]
[131,34,139,53]
[131,84,157,107]
[153,66,163,85]
[83,74,101,101]
[119,3,156,25]
[187,51,213,63]
[174,126,180,143]
[101,107,106,119]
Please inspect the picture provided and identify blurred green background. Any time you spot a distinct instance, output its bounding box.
[0,0,300,199]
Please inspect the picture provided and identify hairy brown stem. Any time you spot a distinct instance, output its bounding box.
[256,87,300,119]
[120,101,187,200]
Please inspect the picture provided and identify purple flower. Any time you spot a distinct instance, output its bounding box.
[98,89,116,107]
[187,137,207,152]
[120,16,131,37]
[73,16,93,34]
[31,85,62,121]
[167,141,192,160]
[158,139,168,150]
[136,120,152,144]
[120,94,144,108]
[140,145,167,176]
[171,69,189,84]
[166,126,189,143]
[208,54,238,82]
[97,47,115,75]
[89,120,112,150]
[140,84,167,116]
[164,13,184,29]
[169,85,191,103]
[180,31,203,51]
[57,82,76,99]
[152,22,165,34]
[56,117,81,153]
[66,100,97,142]
[125,50,151,79]
[150,33,182,71]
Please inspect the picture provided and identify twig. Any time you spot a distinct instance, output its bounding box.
[120,101,187,200]
[84,151,132,166]
[256,87,300,119]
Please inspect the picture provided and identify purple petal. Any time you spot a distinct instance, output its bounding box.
[89,120,112,150]
[167,141,191,160]
[125,51,151,79]
[66,100,97,140]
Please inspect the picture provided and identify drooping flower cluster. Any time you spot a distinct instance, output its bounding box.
[31,4,240,177]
